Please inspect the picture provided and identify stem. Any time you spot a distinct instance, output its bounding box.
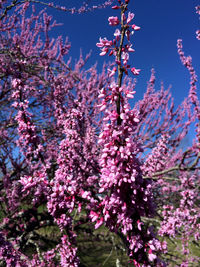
[116,4,128,125]
[0,0,20,20]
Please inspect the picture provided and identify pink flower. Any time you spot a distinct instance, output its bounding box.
[108,16,120,26]
[95,217,104,229]
[96,37,112,48]
[148,249,157,261]
[127,12,135,24]
[132,24,141,31]
[108,67,117,77]
[122,13,126,22]
[137,220,144,231]
[98,88,106,98]
[121,51,129,65]
[114,28,121,41]
[131,67,141,75]
[99,103,107,111]
[20,175,34,191]
[80,190,91,199]
[100,47,109,56]
[112,5,120,10]
[11,78,21,89]
[115,59,121,65]
[127,44,135,52]
[90,211,99,222]
[196,30,200,40]
[96,37,113,56]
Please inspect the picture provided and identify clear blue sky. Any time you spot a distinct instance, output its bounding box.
[45,0,199,105]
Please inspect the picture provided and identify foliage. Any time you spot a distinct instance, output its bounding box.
[0,0,199,266]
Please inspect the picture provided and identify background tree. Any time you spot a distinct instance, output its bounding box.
[0,0,199,266]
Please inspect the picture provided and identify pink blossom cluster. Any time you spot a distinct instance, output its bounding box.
[47,0,114,14]
[96,2,141,76]
[47,108,83,231]
[95,1,166,264]
[29,249,56,267]
[158,172,200,264]
[46,103,100,263]
[98,81,136,111]
[97,103,163,263]
[11,79,43,163]
[19,170,49,204]
[142,134,170,177]
[177,39,200,120]
[196,6,200,40]
[29,235,80,266]
[58,235,80,267]
[134,68,193,159]
[47,106,97,230]
[0,233,27,266]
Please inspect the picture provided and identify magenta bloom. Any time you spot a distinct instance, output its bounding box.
[131,67,141,75]
[96,37,113,56]
[131,24,141,31]
[127,12,135,24]
[96,37,113,48]
[108,16,120,26]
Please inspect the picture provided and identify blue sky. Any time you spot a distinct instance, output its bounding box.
[44,0,199,105]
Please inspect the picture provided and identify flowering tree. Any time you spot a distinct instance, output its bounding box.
[0,0,199,266]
